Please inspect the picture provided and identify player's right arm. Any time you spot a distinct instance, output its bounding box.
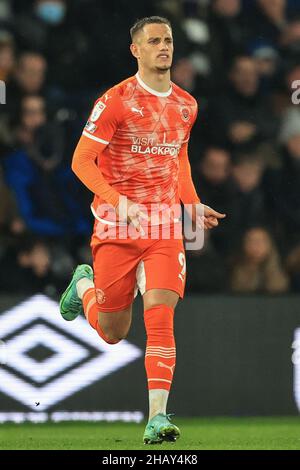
[72,90,122,208]
[72,89,147,231]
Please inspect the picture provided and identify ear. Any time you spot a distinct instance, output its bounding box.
[130,43,140,59]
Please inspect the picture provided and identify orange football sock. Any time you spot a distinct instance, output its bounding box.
[144,304,176,391]
[82,288,119,344]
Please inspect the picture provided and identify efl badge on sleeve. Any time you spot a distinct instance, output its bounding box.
[85,121,97,133]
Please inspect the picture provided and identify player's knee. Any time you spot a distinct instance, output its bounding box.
[143,290,179,311]
[144,301,160,311]
[102,326,128,343]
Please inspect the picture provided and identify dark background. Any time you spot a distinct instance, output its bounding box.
[0,0,300,296]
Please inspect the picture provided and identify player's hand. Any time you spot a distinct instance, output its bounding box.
[192,203,226,230]
[203,204,226,229]
[116,196,149,235]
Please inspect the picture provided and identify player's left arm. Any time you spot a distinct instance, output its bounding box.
[178,143,226,229]
[178,141,200,205]
[178,98,226,229]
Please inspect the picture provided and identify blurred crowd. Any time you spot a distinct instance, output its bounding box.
[0,0,300,296]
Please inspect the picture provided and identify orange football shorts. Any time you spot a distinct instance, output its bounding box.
[90,220,186,312]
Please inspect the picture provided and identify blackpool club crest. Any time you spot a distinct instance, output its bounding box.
[96,288,106,304]
[180,106,190,122]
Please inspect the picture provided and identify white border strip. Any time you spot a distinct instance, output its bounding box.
[91,205,180,227]
[148,378,172,384]
[90,205,127,226]
[0,411,144,423]
[136,72,172,97]
[82,131,109,145]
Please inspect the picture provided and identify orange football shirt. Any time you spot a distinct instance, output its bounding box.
[75,72,199,222]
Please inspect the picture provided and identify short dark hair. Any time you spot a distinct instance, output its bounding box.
[130,16,171,41]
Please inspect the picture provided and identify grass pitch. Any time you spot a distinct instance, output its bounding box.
[1,417,299,450]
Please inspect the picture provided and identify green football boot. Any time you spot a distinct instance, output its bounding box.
[143,413,180,444]
[59,264,94,321]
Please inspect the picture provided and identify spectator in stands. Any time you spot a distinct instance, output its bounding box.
[264,107,300,248]
[13,0,92,90]
[0,234,57,295]
[2,95,91,238]
[202,55,278,150]
[195,147,233,210]
[285,63,300,104]
[14,0,68,52]
[0,33,15,155]
[14,52,46,95]
[272,62,300,116]
[280,17,300,63]
[208,0,245,85]
[0,170,25,253]
[230,152,266,242]
[185,231,226,293]
[249,40,279,93]
[0,32,14,82]
[194,147,235,254]
[6,51,47,118]
[230,227,289,294]
[247,0,287,46]
[172,57,198,95]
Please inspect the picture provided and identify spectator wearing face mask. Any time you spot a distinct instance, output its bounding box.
[13,1,89,90]
[13,1,67,52]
